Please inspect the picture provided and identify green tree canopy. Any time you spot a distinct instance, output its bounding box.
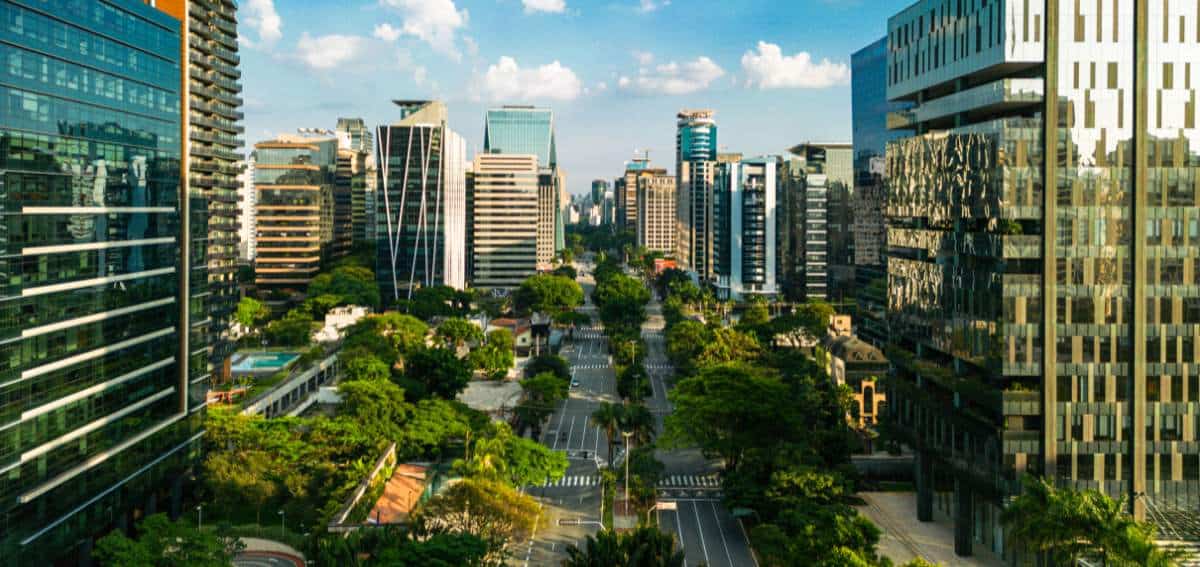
[513,274,584,316]
[414,478,541,564]
[343,353,391,383]
[264,309,314,347]
[307,265,380,308]
[373,312,430,355]
[235,296,269,328]
[469,329,515,379]
[436,317,484,350]
[405,347,473,400]
[563,527,685,567]
[94,514,244,567]
[525,354,571,381]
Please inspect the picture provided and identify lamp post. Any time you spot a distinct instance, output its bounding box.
[278,509,285,538]
[622,430,633,517]
[195,504,203,531]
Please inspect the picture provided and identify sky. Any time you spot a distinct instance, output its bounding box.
[237,0,913,195]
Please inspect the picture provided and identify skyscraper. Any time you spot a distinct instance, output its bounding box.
[470,154,540,289]
[0,1,207,562]
[883,0,1200,558]
[253,133,337,291]
[676,110,718,276]
[851,36,912,347]
[618,157,652,230]
[189,0,245,377]
[483,106,563,266]
[713,156,780,300]
[333,147,366,258]
[336,117,376,248]
[777,143,851,301]
[237,156,257,261]
[375,101,467,303]
[636,169,676,254]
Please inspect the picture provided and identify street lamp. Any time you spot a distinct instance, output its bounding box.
[278,509,285,538]
[622,430,633,517]
[195,504,203,531]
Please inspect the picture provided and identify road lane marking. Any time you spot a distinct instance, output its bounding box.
[566,415,578,450]
[673,510,687,567]
[579,416,588,451]
[692,501,711,566]
[710,500,734,567]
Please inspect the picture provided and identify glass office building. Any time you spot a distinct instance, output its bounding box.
[483,106,562,268]
[376,100,467,303]
[254,134,337,290]
[0,0,206,563]
[883,0,1200,559]
[676,109,718,277]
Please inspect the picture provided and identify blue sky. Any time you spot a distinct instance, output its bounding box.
[238,0,912,195]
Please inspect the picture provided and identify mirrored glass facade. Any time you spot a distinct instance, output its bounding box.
[0,0,203,563]
[883,0,1200,558]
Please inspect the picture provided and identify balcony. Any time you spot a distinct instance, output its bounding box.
[912,78,1043,127]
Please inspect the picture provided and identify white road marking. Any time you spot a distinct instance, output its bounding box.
[692,501,711,565]
[710,500,734,567]
[566,415,578,450]
[673,509,687,567]
[579,416,588,451]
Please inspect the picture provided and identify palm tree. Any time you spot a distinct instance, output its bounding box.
[621,403,655,448]
[562,529,624,567]
[562,527,685,567]
[592,402,623,467]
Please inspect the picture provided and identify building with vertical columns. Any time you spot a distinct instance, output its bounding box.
[883,0,1200,559]
[0,0,208,562]
[537,173,557,268]
[470,154,540,290]
[713,156,779,300]
[636,169,676,254]
[253,134,337,291]
[778,143,850,302]
[375,101,467,304]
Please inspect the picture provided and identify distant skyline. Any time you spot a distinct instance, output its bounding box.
[238,0,912,195]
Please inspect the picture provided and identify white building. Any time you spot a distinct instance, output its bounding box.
[714,156,778,300]
[236,156,256,261]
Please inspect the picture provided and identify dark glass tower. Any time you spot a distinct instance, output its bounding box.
[0,0,206,563]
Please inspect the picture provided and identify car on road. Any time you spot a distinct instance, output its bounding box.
[571,380,580,387]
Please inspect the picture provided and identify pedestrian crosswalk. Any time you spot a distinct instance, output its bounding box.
[540,475,600,488]
[657,474,721,488]
[572,364,608,370]
[573,329,606,340]
[644,363,673,371]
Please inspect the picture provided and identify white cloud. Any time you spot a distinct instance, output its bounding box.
[413,66,428,85]
[296,33,365,70]
[380,0,468,60]
[596,81,608,91]
[522,0,566,14]
[637,0,669,13]
[373,23,402,42]
[483,56,582,101]
[740,41,850,89]
[632,50,654,65]
[618,56,724,95]
[463,36,480,57]
[242,0,282,46]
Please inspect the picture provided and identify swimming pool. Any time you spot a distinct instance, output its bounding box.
[231,352,300,374]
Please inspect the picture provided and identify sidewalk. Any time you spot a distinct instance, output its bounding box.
[855,492,1005,567]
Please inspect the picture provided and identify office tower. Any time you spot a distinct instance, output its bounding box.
[375,101,467,303]
[778,143,850,301]
[0,1,208,562]
[189,0,244,377]
[556,169,569,252]
[636,169,677,254]
[336,117,376,248]
[713,156,780,300]
[618,157,652,229]
[470,154,540,289]
[254,133,337,290]
[483,106,562,264]
[851,37,913,347]
[336,117,374,154]
[237,156,257,261]
[883,0,1200,559]
[333,148,365,258]
[592,179,608,206]
[676,110,718,275]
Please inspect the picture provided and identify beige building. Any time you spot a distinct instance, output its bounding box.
[471,154,539,289]
[253,134,337,290]
[636,170,676,254]
[537,173,556,269]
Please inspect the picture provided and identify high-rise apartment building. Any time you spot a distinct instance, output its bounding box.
[883,0,1199,558]
[0,1,209,562]
[852,36,912,347]
[713,156,779,300]
[483,106,563,266]
[237,156,257,261]
[333,148,365,259]
[676,110,718,275]
[636,169,677,254]
[470,154,540,289]
[375,101,467,303]
[188,0,244,376]
[253,133,337,291]
[336,117,376,248]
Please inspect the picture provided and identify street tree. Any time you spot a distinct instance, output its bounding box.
[469,329,515,379]
[513,274,584,316]
[414,478,540,564]
[620,403,655,448]
[592,402,623,467]
[563,527,685,567]
[373,313,429,355]
[307,265,380,309]
[524,354,571,381]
